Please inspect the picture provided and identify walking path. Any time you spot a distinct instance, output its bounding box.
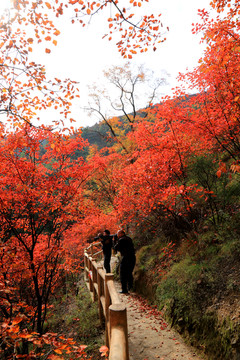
[109,255,205,360]
[116,284,204,360]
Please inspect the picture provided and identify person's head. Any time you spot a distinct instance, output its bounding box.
[117,229,125,238]
[103,229,110,236]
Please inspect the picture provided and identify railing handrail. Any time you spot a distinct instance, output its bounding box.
[84,243,129,360]
[85,241,101,253]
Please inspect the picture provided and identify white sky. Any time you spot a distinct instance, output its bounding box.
[0,0,214,127]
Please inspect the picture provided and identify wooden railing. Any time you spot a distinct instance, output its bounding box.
[84,243,129,360]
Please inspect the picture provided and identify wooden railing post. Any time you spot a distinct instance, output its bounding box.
[84,251,88,282]
[84,244,129,360]
[109,304,129,360]
[105,273,114,348]
[89,257,93,294]
[87,256,91,280]
[92,261,98,302]
[97,264,104,325]
[91,244,94,257]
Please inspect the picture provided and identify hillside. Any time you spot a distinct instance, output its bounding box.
[81,104,159,154]
[133,223,240,359]
[81,95,197,154]
[80,94,240,360]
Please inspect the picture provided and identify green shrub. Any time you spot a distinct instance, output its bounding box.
[46,275,104,357]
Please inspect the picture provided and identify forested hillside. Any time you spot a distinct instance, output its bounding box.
[79,11,240,358]
[81,105,156,153]
[0,0,240,359]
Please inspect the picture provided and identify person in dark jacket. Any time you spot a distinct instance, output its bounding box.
[114,230,136,294]
[99,229,113,273]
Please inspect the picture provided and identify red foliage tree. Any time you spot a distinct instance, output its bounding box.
[183,13,240,162]
[82,0,240,235]
[0,124,90,357]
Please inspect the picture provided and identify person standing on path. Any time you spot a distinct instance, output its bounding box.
[98,229,113,273]
[114,229,136,294]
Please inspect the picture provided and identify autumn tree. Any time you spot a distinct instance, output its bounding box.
[12,0,167,58]
[0,4,80,129]
[0,0,169,132]
[0,0,174,357]
[103,1,240,234]
[182,6,240,163]
[85,62,168,154]
[0,124,90,357]
[82,0,240,237]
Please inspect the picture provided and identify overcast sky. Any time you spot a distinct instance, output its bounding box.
[0,0,214,127]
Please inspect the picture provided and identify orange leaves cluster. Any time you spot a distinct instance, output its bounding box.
[99,345,109,358]
[80,2,240,237]
[9,0,62,55]
[5,0,167,57]
[46,0,165,57]
[129,0,142,6]
[0,323,90,359]
[45,2,52,9]
[210,0,240,16]
[0,124,91,355]
[0,19,80,126]
[3,0,167,62]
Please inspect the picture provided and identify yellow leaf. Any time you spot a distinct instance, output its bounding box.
[54,349,62,354]
[20,333,33,339]
[54,30,61,36]
[12,316,23,325]
[87,8,91,14]
[45,2,51,9]
[33,339,42,346]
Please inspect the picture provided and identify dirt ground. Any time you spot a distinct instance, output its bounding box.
[107,249,205,360]
[97,256,206,360]
[116,284,205,360]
